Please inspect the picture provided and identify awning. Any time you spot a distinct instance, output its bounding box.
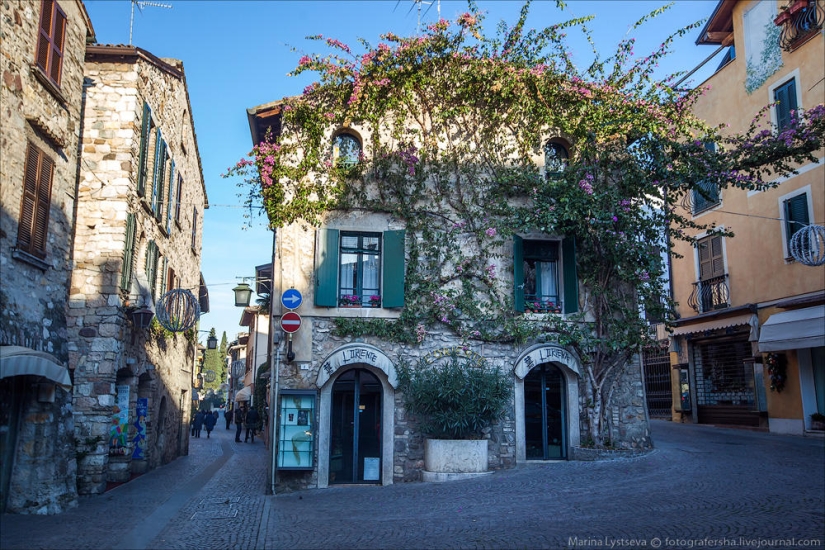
[670,313,755,337]
[235,386,252,402]
[0,346,71,390]
[758,305,825,352]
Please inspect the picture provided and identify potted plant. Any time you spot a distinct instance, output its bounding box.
[811,413,825,431]
[338,294,360,307]
[369,294,381,307]
[397,351,510,481]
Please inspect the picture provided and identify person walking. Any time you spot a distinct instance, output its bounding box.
[204,409,217,438]
[245,405,260,444]
[234,405,246,443]
[225,407,233,430]
[193,410,205,438]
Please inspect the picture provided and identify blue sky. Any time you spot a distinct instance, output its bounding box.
[83,0,721,345]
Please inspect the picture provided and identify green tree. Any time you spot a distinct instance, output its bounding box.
[224,2,824,446]
[203,327,224,392]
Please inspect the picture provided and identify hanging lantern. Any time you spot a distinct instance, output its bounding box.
[233,282,253,307]
[207,334,218,349]
[790,224,825,267]
[130,307,155,330]
[155,288,201,332]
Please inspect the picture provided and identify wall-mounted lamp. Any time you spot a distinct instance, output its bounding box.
[207,334,218,350]
[130,307,154,329]
[232,282,253,307]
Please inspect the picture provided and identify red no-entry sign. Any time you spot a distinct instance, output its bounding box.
[280,311,302,334]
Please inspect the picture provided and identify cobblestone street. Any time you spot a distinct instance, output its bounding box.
[1,420,823,550]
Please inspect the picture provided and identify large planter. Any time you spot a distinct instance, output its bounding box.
[422,439,492,482]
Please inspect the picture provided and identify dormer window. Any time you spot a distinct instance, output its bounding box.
[332,133,361,168]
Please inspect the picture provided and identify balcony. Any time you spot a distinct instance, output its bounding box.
[688,274,730,314]
[775,0,824,52]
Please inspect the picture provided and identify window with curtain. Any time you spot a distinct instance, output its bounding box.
[338,232,381,307]
[522,240,560,311]
[544,142,568,179]
[332,133,361,168]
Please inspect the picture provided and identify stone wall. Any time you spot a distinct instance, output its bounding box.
[0,0,92,515]
[69,46,205,494]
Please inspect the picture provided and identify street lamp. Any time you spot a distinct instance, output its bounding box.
[130,307,154,329]
[233,282,253,307]
[207,334,218,350]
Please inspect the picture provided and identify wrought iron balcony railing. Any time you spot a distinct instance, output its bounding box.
[687,274,730,314]
[775,0,824,52]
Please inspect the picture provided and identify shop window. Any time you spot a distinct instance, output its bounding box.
[314,229,405,308]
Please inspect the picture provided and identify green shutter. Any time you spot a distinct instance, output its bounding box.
[513,235,524,312]
[562,236,578,314]
[315,228,340,307]
[785,194,809,247]
[382,230,406,308]
[121,212,136,291]
[774,80,798,131]
[152,132,165,218]
[137,103,150,197]
[166,160,175,233]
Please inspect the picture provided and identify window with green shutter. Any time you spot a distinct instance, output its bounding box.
[120,212,136,291]
[166,160,175,233]
[773,79,798,131]
[145,240,159,300]
[314,228,405,308]
[513,235,577,314]
[784,193,809,253]
[137,103,153,197]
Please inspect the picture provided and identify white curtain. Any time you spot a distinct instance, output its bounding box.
[538,261,558,304]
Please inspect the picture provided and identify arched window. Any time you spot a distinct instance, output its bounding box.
[544,142,569,178]
[332,133,361,168]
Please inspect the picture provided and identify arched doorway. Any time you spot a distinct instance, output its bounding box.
[316,344,397,488]
[329,369,383,484]
[524,364,567,460]
[513,344,582,462]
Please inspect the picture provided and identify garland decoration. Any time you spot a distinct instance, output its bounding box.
[766,352,787,392]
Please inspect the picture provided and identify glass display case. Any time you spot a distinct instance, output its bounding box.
[277,390,315,470]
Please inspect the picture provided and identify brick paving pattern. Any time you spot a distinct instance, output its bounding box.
[1,419,823,550]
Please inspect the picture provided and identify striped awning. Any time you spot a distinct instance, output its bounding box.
[670,313,755,337]
[0,346,71,390]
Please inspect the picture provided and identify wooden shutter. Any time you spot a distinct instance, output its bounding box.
[382,230,405,308]
[160,257,168,295]
[513,235,524,312]
[36,0,53,72]
[166,161,175,233]
[698,235,724,281]
[191,207,198,250]
[48,4,66,84]
[174,173,183,222]
[137,103,151,196]
[146,241,159,299]
[121,212,136,290]
[152,131,165,218]
[314,228,340,307]
[17,143,52,259]
[562,237,578,314]
[774,80,798,131]
[785,194,809,248]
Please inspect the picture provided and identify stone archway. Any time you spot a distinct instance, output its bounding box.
[513,344,582,462]
[316,344,397,488]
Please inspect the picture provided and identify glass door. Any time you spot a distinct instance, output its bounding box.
[524,364,566,460]
[330,369,382,483]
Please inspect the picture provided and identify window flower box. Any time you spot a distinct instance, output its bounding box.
[369,295,381,308]
[339,294,360,307]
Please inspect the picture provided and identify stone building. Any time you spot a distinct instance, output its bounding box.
[0,0,94,514]
[670,0,824,433]
[246,97,651,491]
[68,44,207,494]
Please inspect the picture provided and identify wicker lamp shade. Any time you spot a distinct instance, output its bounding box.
[790,224,825,267]
[155,288,201,332]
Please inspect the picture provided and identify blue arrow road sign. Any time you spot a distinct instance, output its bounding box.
[281,288,303,310]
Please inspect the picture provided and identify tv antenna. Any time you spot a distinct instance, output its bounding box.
[129,0,172,45]
[396,0,441,34]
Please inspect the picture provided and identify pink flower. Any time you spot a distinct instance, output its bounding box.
[485,228,497,237]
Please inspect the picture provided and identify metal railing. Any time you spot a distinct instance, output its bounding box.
[687,274,730,313]
[777,0,824,51]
